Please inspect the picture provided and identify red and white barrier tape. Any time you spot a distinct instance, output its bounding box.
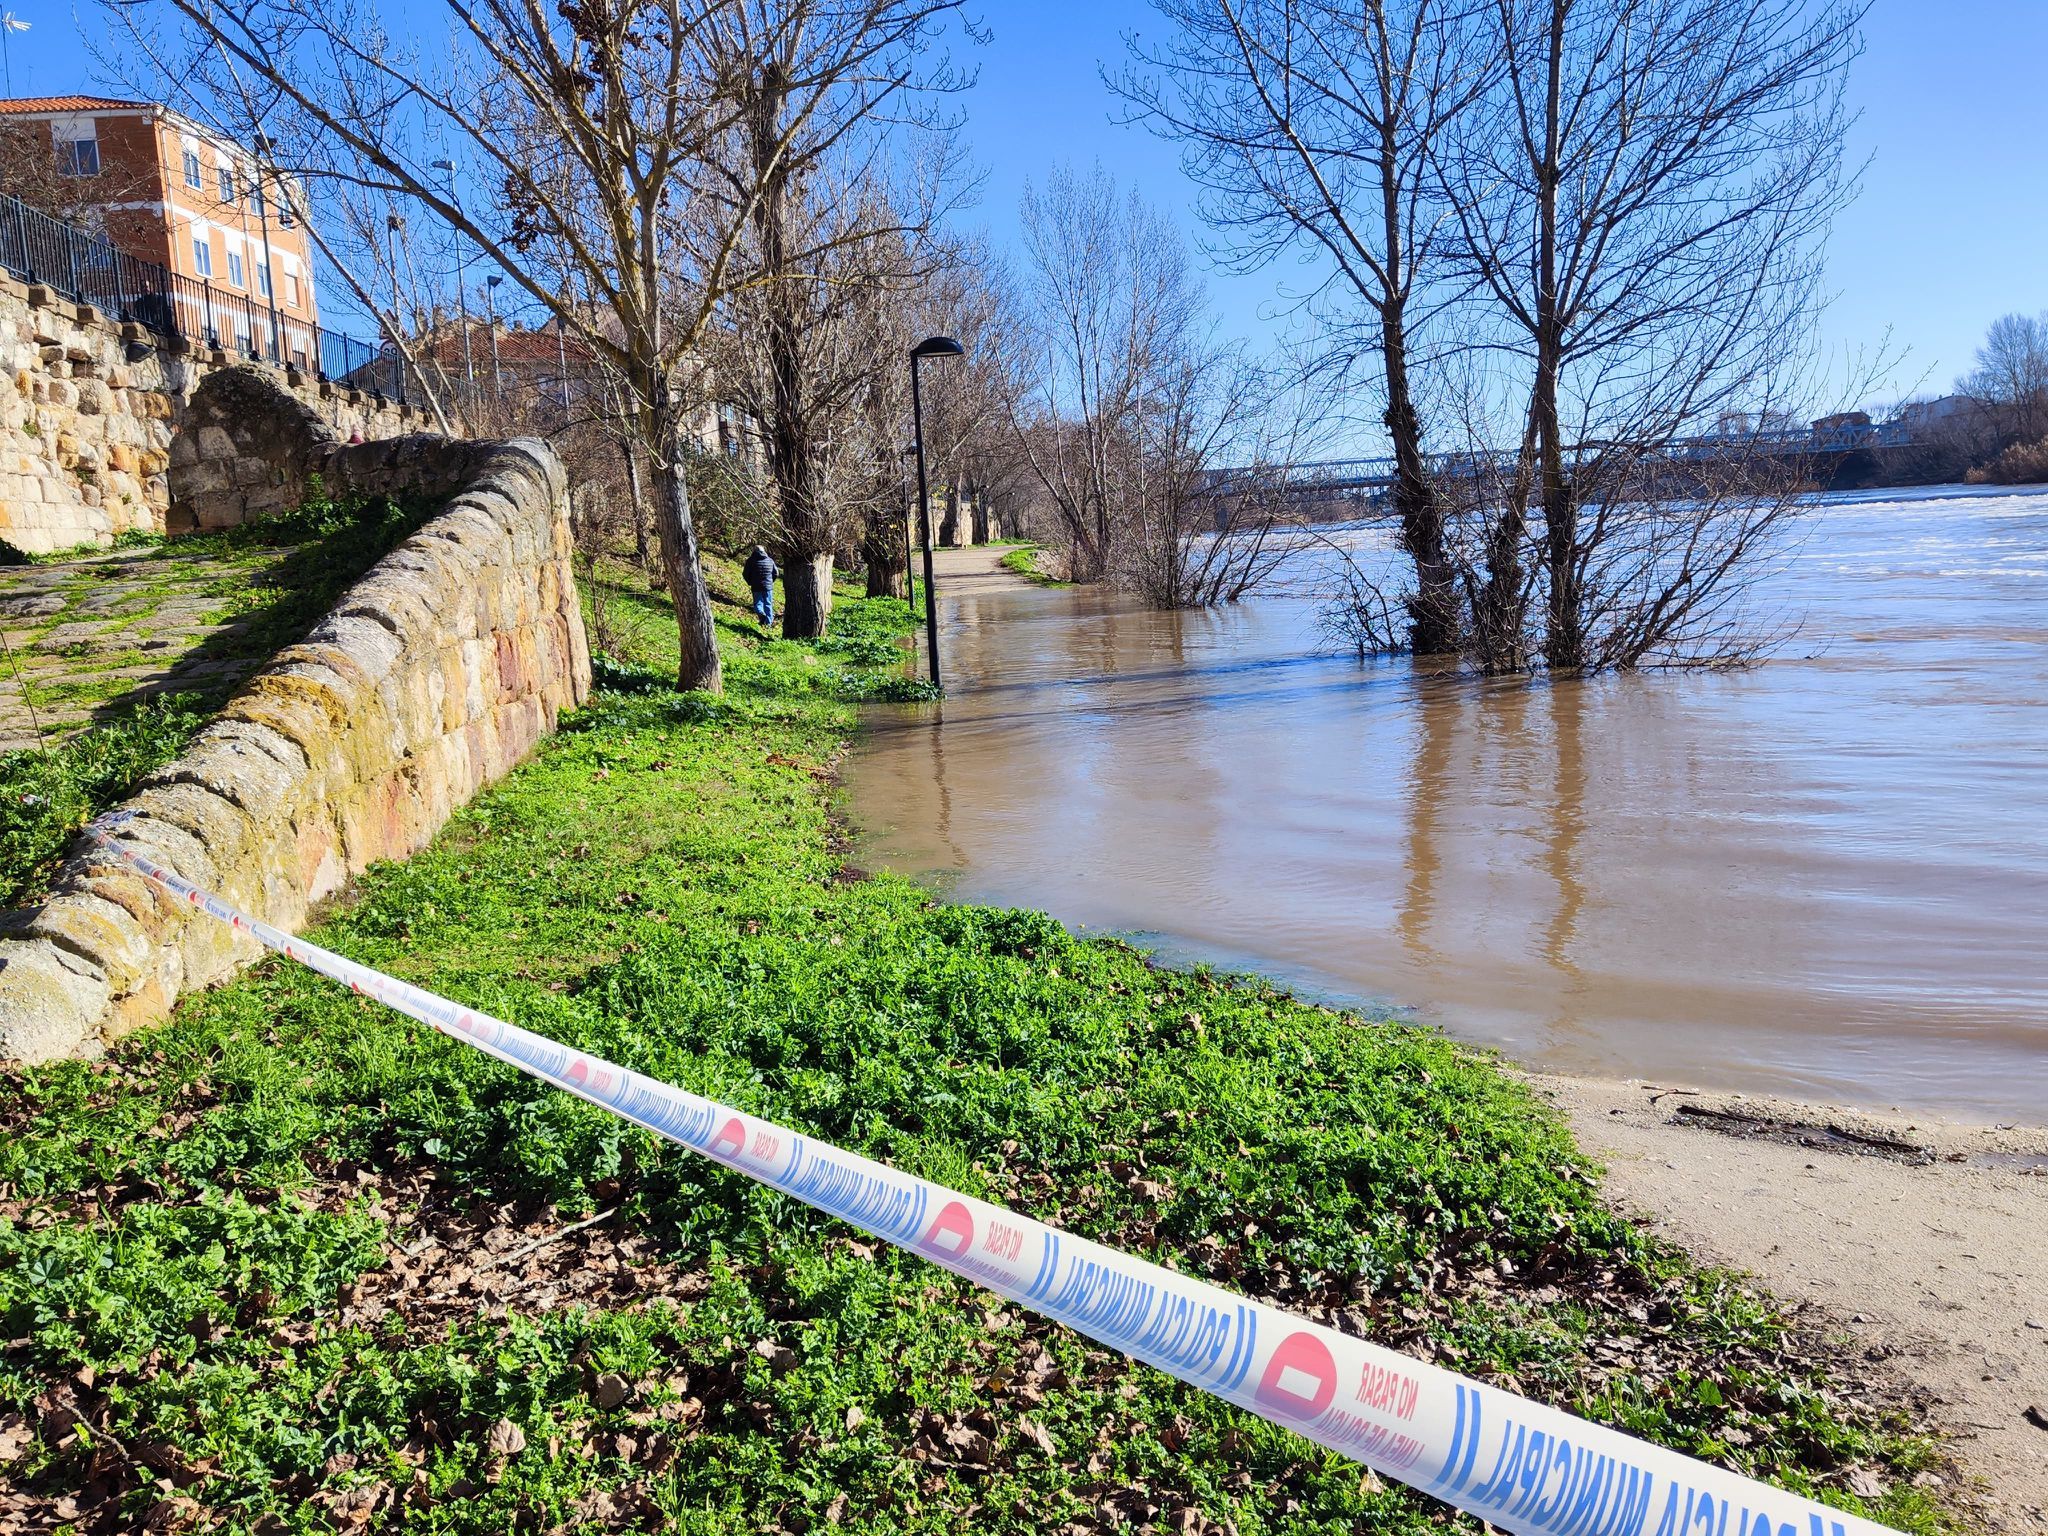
[85,819,1897,1536]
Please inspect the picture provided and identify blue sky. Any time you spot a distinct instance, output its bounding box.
[9,0,2044,407]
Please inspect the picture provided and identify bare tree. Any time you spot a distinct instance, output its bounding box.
[1008,163,1203,583]
[712,102,964,636]
[1117,0,1482,650]
[109,0,973,690]
[0,121,145,229]
[1008,164,1310,607]
[1114,361,1311,608]
[1437,0,1863,672]
[906,233,1027,547]
[1961,312,2048,448]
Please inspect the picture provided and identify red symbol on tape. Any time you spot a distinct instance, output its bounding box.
[920,1201,975,1260]
[566,1057,591,1086]
[712,1117,748,1160]
[1256,1332,1337,1421]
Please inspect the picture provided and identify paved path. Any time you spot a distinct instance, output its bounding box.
[0,545,279,751]
[927,543,1038,598]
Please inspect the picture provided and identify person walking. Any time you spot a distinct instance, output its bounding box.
[742,544,778,629]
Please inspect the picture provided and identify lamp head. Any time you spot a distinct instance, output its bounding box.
[911,335,965,360]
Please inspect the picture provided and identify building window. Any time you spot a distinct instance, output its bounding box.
[227,249,245,287]
[249,183,265,217]
[183,148,202,188]
[192,233,213,278]
[256,262,272,299]
[57,137,101,177]
[219,165,237,203]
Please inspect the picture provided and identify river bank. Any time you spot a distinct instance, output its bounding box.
[871,542,2047,1530]
[0,552,1946,1533]
[1536,1077,2048,1533]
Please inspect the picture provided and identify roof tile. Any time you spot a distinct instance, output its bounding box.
[0,95,150,115]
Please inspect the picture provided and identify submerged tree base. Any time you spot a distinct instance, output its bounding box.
[0,555,1954,1535]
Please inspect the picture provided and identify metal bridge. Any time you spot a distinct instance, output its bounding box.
[1220,419,1920,499]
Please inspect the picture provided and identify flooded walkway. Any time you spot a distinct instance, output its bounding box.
[850,491,2048,1123]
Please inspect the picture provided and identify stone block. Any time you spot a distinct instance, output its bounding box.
[0,939,107,1064]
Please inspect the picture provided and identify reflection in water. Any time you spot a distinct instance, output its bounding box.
[1397,676,1448,974]
[1541,680,1589,1027]
[849,487,2048,1121]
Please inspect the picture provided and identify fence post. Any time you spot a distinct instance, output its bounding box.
[9,198,29,284]
[202,281,215,348]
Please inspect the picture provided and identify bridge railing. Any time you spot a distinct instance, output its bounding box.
[1222,421,1920,495]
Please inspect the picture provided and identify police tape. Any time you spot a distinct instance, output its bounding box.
[85,821,1899,1536]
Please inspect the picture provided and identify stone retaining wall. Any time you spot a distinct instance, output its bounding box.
[0,434,590,1063]
[0,272,420,553]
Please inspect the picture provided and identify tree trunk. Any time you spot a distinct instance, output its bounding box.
[751,61,833,639]
[621,437,654,582]
[782,552,835,635]
[649,397,724,693]
[1535,0,1584,673]
[862,508,908,598]
[1382,318,1456,655]
[939,482,960,547]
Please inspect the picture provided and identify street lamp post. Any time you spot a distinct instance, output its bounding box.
[897,444,918,611]
[909,335,964,690]
[386,214,406,397]
[484,274,504,390]
[429,159,475,385]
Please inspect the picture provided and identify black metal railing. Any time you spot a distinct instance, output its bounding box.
[0,189,409,403]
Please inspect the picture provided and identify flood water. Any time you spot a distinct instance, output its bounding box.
[846,485,2048,1122]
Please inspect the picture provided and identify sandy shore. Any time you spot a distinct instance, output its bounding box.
[1531,1075,2048,1531]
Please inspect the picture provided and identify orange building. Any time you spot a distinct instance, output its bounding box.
[0,96,322,368]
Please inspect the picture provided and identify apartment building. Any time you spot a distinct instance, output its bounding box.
[0,95,322,368]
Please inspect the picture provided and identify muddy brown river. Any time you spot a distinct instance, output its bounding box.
[846,485,2048,1122]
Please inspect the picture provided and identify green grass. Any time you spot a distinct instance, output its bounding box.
[0,556,1950,1534]
[0,528,164,566]
[0,693,212,908]
[0,484,442,910]
[997,544,1069,587]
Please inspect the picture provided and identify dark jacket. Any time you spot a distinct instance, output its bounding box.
[742,550,778,592]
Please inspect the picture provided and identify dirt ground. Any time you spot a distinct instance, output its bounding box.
[1533,1075,2048,1532]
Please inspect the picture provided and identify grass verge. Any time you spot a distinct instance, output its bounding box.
[996,544,1068,587]
[0,554,1951,1535]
